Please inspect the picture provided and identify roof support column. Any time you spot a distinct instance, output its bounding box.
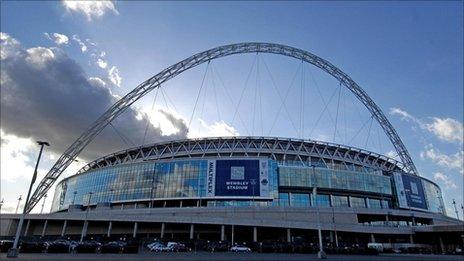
[61,220,67,237]
[41,220,48,237]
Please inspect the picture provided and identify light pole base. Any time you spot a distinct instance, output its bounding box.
[6,248,19,258]
[317,250,327,259]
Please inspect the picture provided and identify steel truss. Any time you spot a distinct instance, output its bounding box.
[76,136,404,175]
[26,42,418,213]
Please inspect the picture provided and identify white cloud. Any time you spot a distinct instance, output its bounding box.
[434,172,457,189]
[0,130,38,182]
[390,107,463,144]
[97,58,107,69]
[425,118,463,143]
[1,32,21,60]
[88,77,107,88]
[62,0,119,21]
[189,119,239,138]
[108,66,122,87]
[25,47,56,68]
[44,32,69,45]
[421,145,464,174]
[72,35,87,52]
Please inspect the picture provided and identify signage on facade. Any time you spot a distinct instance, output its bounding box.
[393,172,427,210]
[206,159,269,198]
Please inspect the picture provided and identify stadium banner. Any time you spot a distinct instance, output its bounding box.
[393,172,427,210]
[206,159,269,197]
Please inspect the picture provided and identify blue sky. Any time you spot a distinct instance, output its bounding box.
[1,1,462,217]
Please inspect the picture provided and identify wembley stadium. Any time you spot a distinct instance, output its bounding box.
[1,43,462,255]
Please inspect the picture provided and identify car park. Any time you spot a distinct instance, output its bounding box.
[46,239,71,253]
[0,239,14,253]
[101,241,126,253]
[75,240,101,253]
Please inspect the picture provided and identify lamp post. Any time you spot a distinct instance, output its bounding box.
[40,194,47,214]
[72,191,77,205]
[80,192,93,243]
[8,141,49,258]
[250,179,257,204]
[0,198,4,212]
[311,164,326,259]
[15,195,22,214]
[452,199,460,220]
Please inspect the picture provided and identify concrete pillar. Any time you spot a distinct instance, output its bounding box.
[121,204,124,210]
[409,234,414,244]
[160,223,165,238]
[370,234,375,243]
[180,201,183,208]
[41,220,48,237]
[133,222,138,238]
[221,225,225,241]
[189,224,194,239]
[335,230,339,247]
[253,227,257,242]
[287,228,291,243]
[163,201,167,208]
[439,236,445,253]
[24,220,31,236]
[134,203,137,209]
[61,220,68,237]
[231,225,235,245]
[80,221,88,241]
[197,200,200,207]
[329,231,334,243]
[107,221,113,237]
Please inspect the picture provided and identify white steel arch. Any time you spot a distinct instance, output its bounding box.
[26,42,418,212]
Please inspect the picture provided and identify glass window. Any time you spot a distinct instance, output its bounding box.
[368,198,382,209]
[278,193,290,206]
[290,193,310,207]
[350,197,366,208]
[332,195,349,207]
[312,194,330,207]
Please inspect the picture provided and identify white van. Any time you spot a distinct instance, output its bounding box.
[367,243,384,252]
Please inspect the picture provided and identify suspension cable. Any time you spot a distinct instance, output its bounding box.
[333,82,342,142]
[231,55,258,135]
[349,115,374,144]
[109,122,135,147]
[364,116,374,149]
[263,57,300,136]
[142,86,160,145]
[188,61,210,131]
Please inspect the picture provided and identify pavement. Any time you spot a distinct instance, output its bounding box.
[0,252,462,260]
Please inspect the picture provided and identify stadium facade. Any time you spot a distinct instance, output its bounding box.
[1,137,462,251]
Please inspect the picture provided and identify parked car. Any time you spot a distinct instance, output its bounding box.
[148,242,168,252]
[75,240,101,253]
[230,245,251,252]
[19,241,47,253]
[0,240,14,253]
[168,242,190,252]
[101,241,126,253]
[46,239,71,253]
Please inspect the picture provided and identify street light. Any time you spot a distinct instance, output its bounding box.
[80,192,93,242]
[72,191,77,205]
[0,198,4,212]
[311,164,326,259]
[8,140,49,258]
[15,195,22,214]
[250,179,257,204]
[452,199,460,220]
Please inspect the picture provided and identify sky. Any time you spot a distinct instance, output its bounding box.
[0,1,463,217]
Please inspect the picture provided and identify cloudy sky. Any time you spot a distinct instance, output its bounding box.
[1,1,462,217]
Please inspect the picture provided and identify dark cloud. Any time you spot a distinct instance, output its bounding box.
[0,33,187,161]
